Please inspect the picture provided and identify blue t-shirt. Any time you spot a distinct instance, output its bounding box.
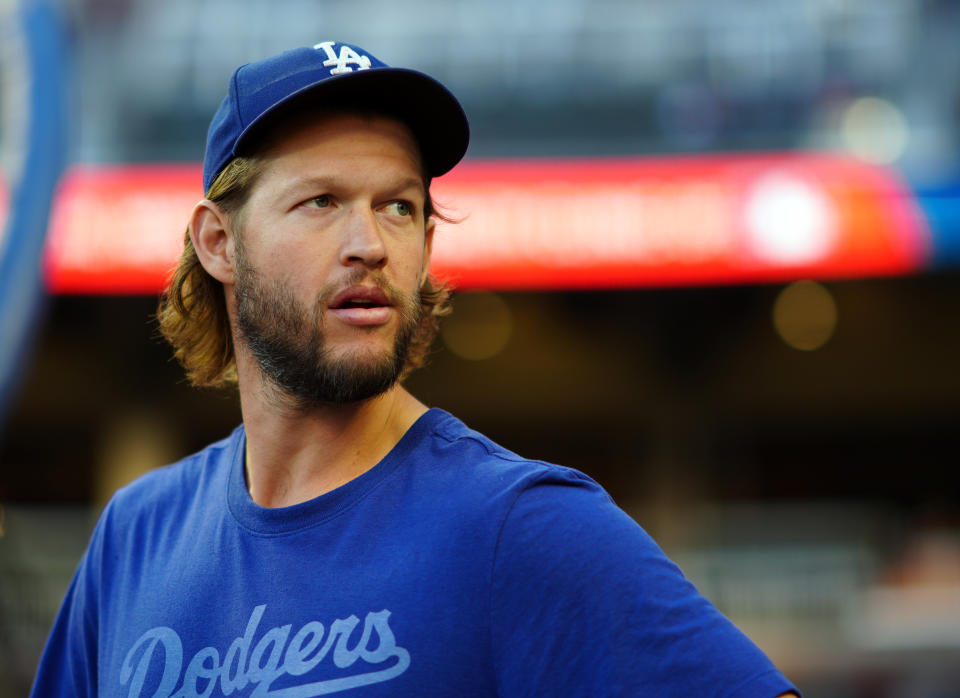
[32,409,797,697]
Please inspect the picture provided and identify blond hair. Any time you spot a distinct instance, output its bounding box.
[156,157,452,389]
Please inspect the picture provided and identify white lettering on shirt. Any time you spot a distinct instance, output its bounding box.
[119,605,410,697]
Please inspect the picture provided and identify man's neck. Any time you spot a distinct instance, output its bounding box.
[239,380,428,509]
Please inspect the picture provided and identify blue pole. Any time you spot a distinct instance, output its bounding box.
[0,0,69,434]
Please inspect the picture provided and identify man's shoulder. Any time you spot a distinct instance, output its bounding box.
[421,409,610,506]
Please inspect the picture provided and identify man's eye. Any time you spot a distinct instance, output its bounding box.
[305,195,331,208]
[387,200,412,217]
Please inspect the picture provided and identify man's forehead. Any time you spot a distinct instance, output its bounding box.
[249,108,426,174]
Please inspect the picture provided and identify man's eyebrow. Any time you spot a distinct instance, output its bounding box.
[290,175,425,197]
[383,177,427,199]
[287,175,342,193]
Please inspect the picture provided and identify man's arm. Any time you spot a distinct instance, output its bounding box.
[30,556,99,696]
[489,472,800,697]
[30,503,110,697]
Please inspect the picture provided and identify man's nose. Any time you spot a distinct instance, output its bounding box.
[339,207,387,269]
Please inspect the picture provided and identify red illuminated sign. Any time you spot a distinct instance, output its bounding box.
[35,153,929,294]
[44,165,199,294]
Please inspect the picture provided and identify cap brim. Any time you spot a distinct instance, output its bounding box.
[233,67,469,178]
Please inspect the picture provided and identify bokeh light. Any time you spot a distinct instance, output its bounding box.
[440,291,513,361]
[772,280,838,351]
[841,97,910,165]
[743,172,837,266]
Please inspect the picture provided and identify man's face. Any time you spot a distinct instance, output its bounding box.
[230,113,434,408]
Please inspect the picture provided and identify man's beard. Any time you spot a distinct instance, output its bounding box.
[233,252,422,410]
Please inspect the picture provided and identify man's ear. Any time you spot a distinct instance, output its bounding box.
[421,218,435,286]
[190,199,236,285]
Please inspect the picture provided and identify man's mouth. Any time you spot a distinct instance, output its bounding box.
[337,298,384,309]
[329,286,394,326]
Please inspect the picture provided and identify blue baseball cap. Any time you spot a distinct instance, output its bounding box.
[202,41,470,193]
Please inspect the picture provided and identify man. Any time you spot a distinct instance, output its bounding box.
[32,42,799,697]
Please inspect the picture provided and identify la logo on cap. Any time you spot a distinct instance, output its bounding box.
[313,41,372,74]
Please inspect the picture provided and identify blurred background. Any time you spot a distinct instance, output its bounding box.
[2,0,960,695]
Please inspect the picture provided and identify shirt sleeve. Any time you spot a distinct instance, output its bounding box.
[29,509,106,698]
[488,471,799,698]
